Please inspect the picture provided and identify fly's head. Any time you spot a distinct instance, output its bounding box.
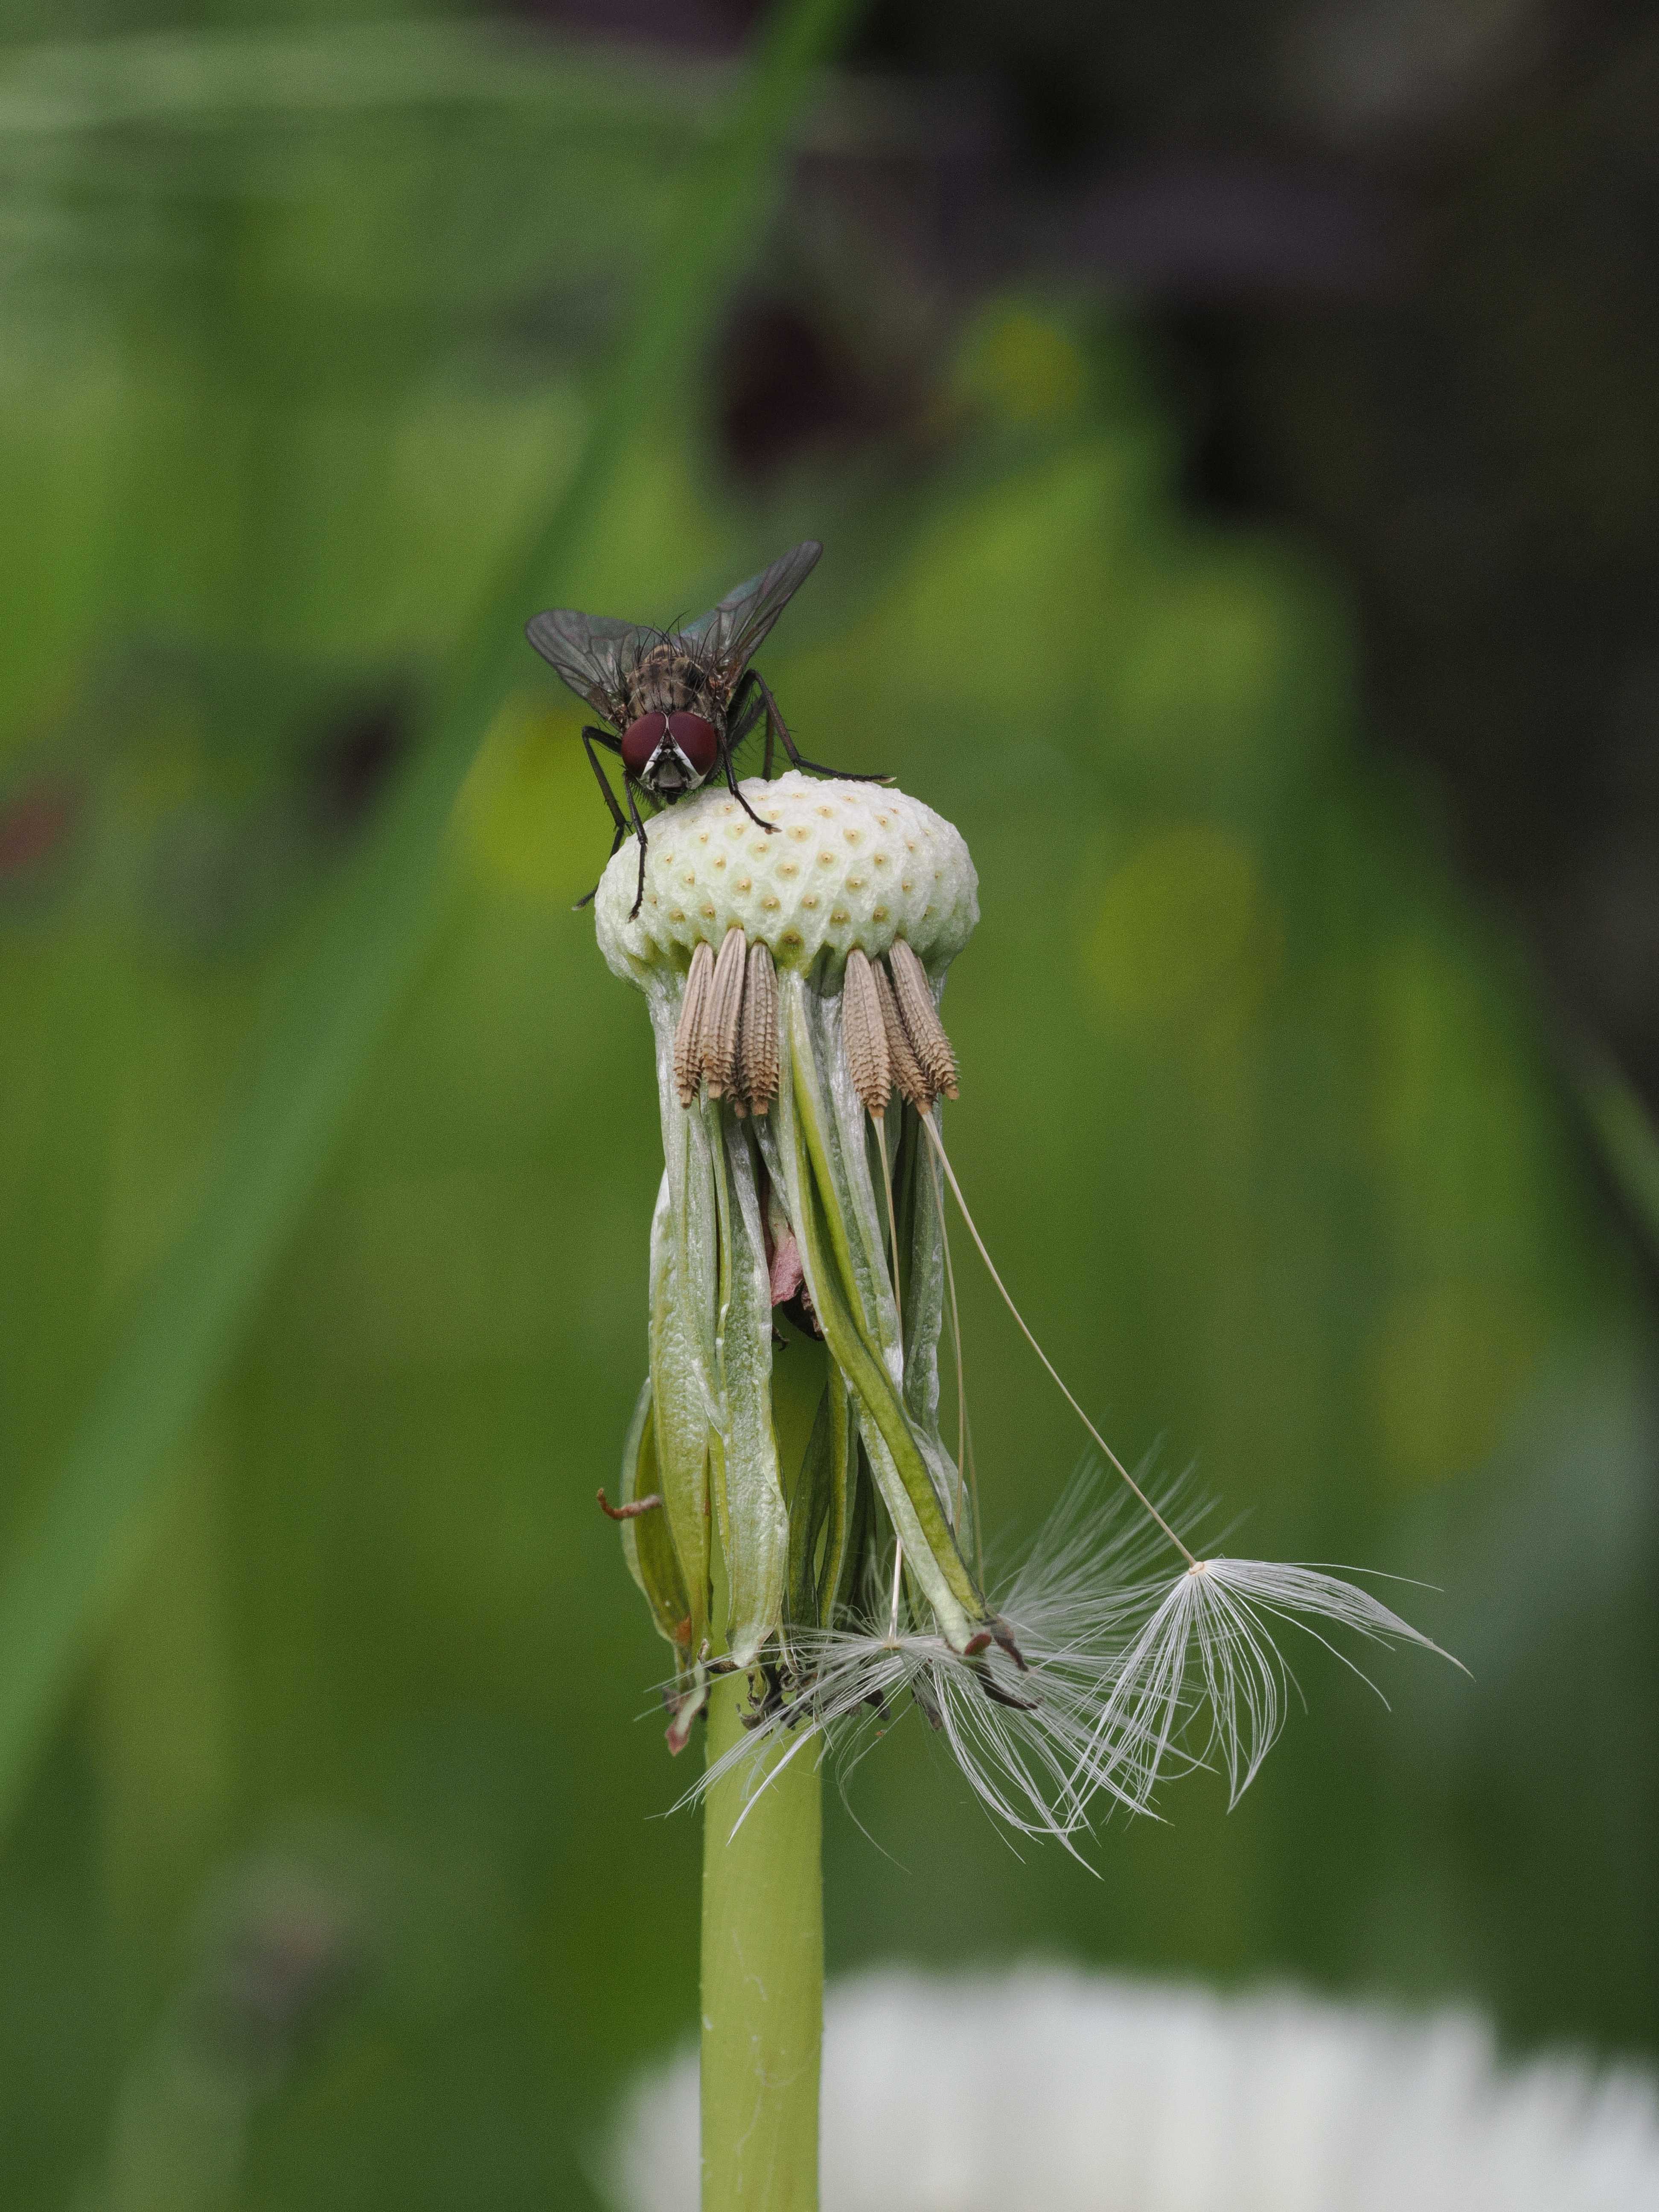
[621,708,722,797]
[621,642,726,799]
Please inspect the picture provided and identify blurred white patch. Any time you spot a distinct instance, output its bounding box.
[605,1966,1659,2212]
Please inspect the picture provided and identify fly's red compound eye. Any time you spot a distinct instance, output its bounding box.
[667,712,719,776]
[621,713,667,778]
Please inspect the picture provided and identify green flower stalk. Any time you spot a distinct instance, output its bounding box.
[594,767,1456,2212]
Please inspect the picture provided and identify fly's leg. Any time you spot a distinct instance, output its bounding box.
[719,717,779,834]
[727,674,772,779]
[625,774,652,920]
[582,725,627,828]
[752,672,890,783]
[575,725,629,909]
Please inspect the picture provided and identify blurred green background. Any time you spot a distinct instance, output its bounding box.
[2,1,1656,2205]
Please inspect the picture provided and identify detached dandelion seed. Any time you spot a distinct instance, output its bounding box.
[1089,1555,1461,1813]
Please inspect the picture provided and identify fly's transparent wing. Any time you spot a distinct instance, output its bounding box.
[682,541,821,678]
[524,609,652,722]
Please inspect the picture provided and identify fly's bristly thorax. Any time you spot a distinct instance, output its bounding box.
[595,767,1458,1843]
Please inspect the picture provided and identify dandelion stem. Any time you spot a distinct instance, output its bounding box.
[917,1116,1198,1571]
[700,1352,825,2211]
[700,1679,823,2211]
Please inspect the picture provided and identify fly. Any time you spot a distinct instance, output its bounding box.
[524,541,881,917]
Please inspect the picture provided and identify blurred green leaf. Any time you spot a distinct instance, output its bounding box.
[0,0,863,1837]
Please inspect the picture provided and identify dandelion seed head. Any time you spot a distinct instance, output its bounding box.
[593,772,977,981]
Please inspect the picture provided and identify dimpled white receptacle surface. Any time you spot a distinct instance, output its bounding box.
[593,771,978,982]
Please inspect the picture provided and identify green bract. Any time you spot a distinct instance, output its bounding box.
[601,774,989,1745]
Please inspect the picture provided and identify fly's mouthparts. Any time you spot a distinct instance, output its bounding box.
[648,738,707,795]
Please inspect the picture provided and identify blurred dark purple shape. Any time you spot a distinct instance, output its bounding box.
[508,0,763,54]
[306,691,414,841]
[0,773,83,890]
[185,1859,367,2082]
[717,298,900,481]
[1065,155,1398,300]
